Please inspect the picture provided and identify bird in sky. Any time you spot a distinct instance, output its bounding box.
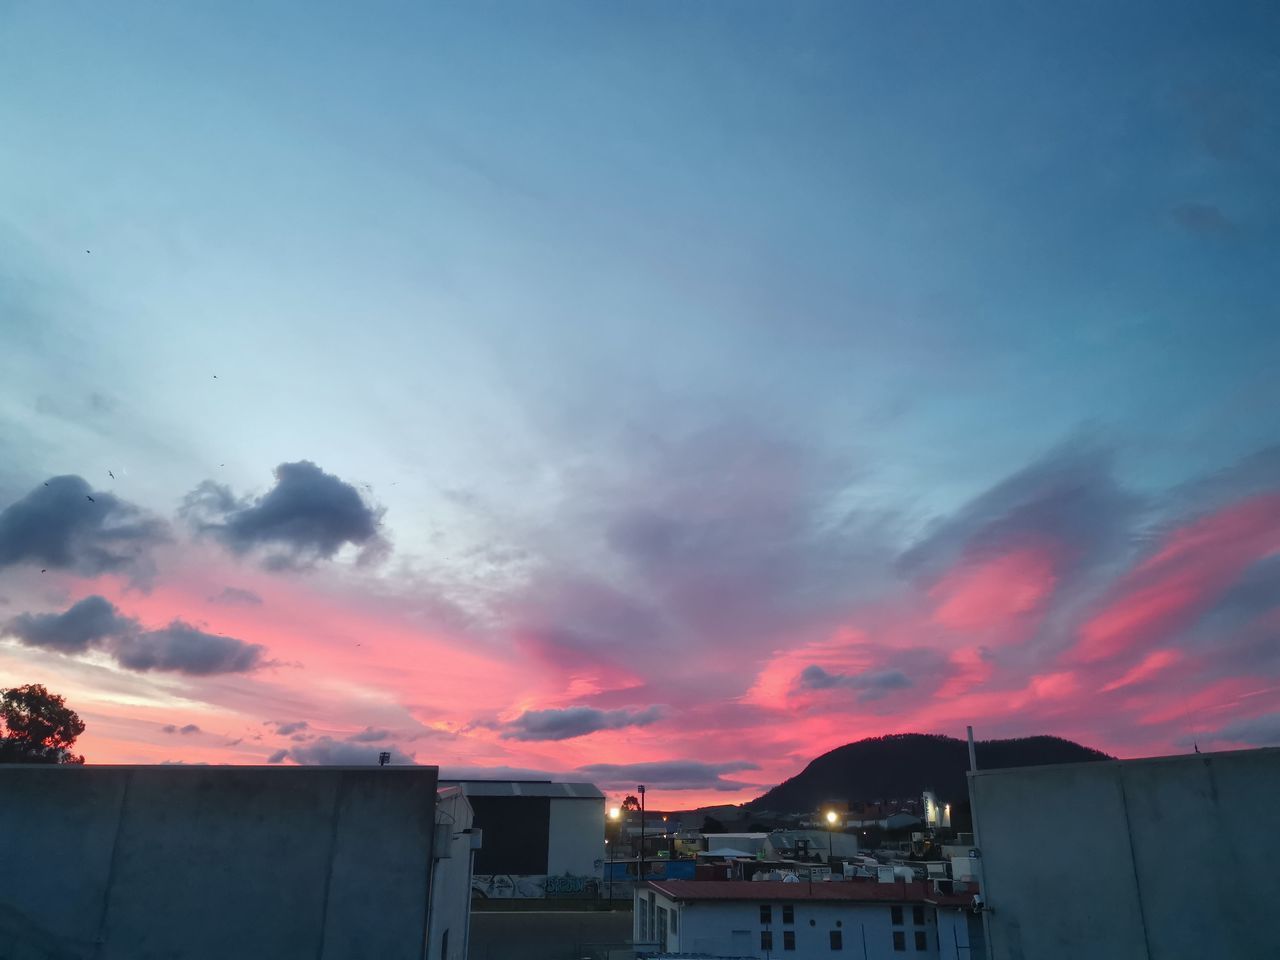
[86,495,95,502]
[41,569,46,573]
[108,470,115,479]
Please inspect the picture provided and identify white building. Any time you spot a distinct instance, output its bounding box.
[635,879,978,959]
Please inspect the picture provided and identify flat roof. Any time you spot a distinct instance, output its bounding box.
[645,880,970,905]
[442,779,604,799]
[967,744,1280,779]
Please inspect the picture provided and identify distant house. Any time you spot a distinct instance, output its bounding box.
[634,879,979,959]
[764,830,860,863]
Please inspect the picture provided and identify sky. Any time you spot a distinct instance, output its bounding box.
[1,1,1278,808]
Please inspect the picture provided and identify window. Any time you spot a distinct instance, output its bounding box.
[912,906,925,926]
[784,930,796,951]
[891,906,904,926]
[915,930,927,951]
[830,930,843,951]
[893,931,906,952]
[670,910,678,934]
[761,905,772,925]
[783,905,794,924]
[761,931,773,951]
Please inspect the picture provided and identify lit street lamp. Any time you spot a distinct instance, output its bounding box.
[825,809,838,872]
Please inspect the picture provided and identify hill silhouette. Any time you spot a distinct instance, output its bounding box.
[749,733,1111,811]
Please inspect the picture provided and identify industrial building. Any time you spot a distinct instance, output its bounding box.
[970,745,1280,960]
[0,764,475,960]
[446,779,605,899]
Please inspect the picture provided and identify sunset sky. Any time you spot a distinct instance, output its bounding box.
[2,2,1278,808]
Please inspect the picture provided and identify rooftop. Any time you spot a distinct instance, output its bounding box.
[645,880,973,906]
[442,779,604,799]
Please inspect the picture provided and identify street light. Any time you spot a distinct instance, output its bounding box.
[605,839,612,902]
[825,810,838,873]
[638,785,647,886]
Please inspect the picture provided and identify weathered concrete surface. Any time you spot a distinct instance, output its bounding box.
[0,765,439,960]
[469,911,632,960]
[971,747,1280,960]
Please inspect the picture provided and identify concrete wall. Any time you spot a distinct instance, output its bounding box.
[427,787,475,960]
[547,797,604,877]
[0,765,441,960]
[971,747,1280,960]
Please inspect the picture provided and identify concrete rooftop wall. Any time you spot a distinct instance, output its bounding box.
[0,765,439,960]
[971,747,1280,960]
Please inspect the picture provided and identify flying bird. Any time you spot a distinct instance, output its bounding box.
[43,482,48,487]
[86,495,95,502]
[41,569,46,573]
[108,470,115,479]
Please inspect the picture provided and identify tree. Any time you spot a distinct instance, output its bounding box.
[621,794,641,811]
[701,816,726,834]
[0,684,86,764]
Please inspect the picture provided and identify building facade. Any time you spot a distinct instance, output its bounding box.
[634,879,976,959]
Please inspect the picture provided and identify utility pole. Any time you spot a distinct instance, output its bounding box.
[638,785,647,886]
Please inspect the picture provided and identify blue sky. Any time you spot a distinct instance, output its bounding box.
[1,2,1278,800]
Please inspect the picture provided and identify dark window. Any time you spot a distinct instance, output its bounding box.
[893,931,906,952]
[761,905,772,925]
[761,931,773,951]
[912,906,925,926]
[784,930,796,951]
[467,795,551,875]
[671,911,678,934]
[783,905,794,924]
[915,930,927,951]
[830,930,843,951]
[891,906,904,926]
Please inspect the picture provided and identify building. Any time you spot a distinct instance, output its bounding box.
[764,830,860,863]
[447,779,604,899]
[634,879,978,959]
[0,764,473,960]
[970,745,1280,960]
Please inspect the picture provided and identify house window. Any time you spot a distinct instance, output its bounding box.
[761,905,772,925]
[912,906,925,926]
[784,930,796,951]
[893,931,906,952]
[783,905,794,924]
[670,910,678,934]
[830,930,843,950]
[762,931,773,951]
[915,931,927,951]
[891,906,904,926]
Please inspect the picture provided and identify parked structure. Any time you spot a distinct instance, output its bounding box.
[446,779,604,900]
[971,746,1280,960]
[634,879,978,958]
[0,764,473,960]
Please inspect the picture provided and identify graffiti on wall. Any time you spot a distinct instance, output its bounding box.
[472,874,601,899]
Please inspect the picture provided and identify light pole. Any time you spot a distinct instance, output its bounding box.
[825,809,838,875]
[608,806,621,902]
[638,785,647,886]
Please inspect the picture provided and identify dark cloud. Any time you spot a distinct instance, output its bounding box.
[501,705,665,741]
[2,595,265,676]
[1171,202,1234,236]
[576,759,761,792]
[267,720,309,736]
[161,723,201,735]
[796,665,912,701]
[1210,712,1280,747]
[182,461,386,568]
[208,586,263,607]
[266,737,413,765]
[0,475,167,576]
[111,622,265,676]
[348,726,391,742]
[4,595,132,653]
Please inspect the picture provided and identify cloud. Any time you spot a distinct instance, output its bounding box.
[348,726,391,742]
[578,759,761,792]
[112,622,266,676]
[161,723,201,735]
[501,705,665,741]
[4,595,132,653]
[1207,712,1280,747]
[796,665,913,701]
[1171,202,1234,236]
[266,737,414,765]
[208,586,263,607]
[267,720,309,736]
[2,595,266,676]
[182,461,386,568]
[0,475,167,576]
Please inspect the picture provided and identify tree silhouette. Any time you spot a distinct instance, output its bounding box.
[0,684,86,764]
[621,794,641,811]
